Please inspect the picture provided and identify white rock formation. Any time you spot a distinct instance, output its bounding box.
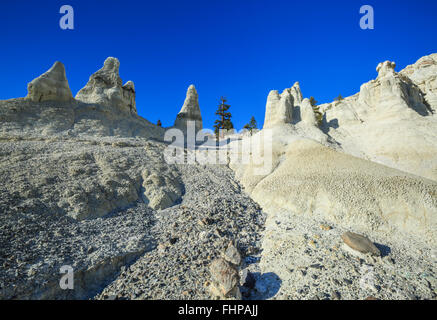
[290,81,303,105]
[263,89,293,129]
[26,61,73,102]
[229,55,437,246]
[299,98,317,126]
[230,133,437,245]
[400,53,437,113]
[320,57,437,180]
[376,60,397,78]
[357,59,429,119]
[174,85,203,132]
[75,57,137,114]
[263,82,319,129]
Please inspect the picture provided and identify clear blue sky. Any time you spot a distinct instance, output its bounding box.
[1,0,436,129]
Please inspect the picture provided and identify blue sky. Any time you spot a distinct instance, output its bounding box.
[0,0,436,129]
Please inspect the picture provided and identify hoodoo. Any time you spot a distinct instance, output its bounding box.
[26,61,73,102]
[76,57,137,114]
[174,84,203,133]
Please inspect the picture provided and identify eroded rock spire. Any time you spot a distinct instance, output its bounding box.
[75,57,136,114]
[174,84,203,132]
[26,61,73,102]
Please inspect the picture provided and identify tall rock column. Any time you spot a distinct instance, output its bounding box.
[299,98,317,126]
[263,89,293,129]
[290,81,303,105]
[174,85,203,133]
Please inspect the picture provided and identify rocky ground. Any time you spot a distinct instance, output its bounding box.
[0,134,265,300]
[2,133,434,300]
[254,208,436,300]
[96,163,265,300]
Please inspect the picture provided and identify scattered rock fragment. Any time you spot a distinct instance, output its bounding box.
[341,232,381,256]
[208,258,241,300]
[331,291,341,300]
[223,242,241,266]
[320,224,332,231]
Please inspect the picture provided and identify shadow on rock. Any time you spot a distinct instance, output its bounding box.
[243,272,281,300]
[374,242,391,257]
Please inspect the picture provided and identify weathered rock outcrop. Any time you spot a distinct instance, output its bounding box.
[299,98,317,126]
[290,81,303,105]
[1,58,165,139]
[376,60,397,78]
[400,53,437,113]
[75,57,137,114]
[26,61,73,102]
[319,57,437,181]
[174,85,203,132]
[230,55,437,246]
[263,89,293,129]
[263,82,319,129]
[357,60,430,118]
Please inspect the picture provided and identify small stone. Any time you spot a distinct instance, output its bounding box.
[308,240,316,247]
[209,258,239,297]
[309,263,324,270]
[331,291,341,300]
[364,296,378,300]
[341,232,381,256]
[320,224,332,231]
[199,217,213,225]
[223,242,241,266]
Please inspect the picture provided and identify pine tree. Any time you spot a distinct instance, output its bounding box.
[309,96,323,128]
[335,94,344,101]
[244,116,257,135]
[309,96,318,107]
[157,119,162,127]
[249,116,257,130]
[213,97,233,139]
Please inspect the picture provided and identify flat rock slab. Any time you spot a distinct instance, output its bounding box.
[341,232,380,256]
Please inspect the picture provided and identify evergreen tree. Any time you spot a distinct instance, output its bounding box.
[249,116,257,130]
[157,119,162,127]
[335,94,344,101]
[213,97,233,139]
[309,96,318,107]
[309,96,323,128]
[244,116,258,135]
